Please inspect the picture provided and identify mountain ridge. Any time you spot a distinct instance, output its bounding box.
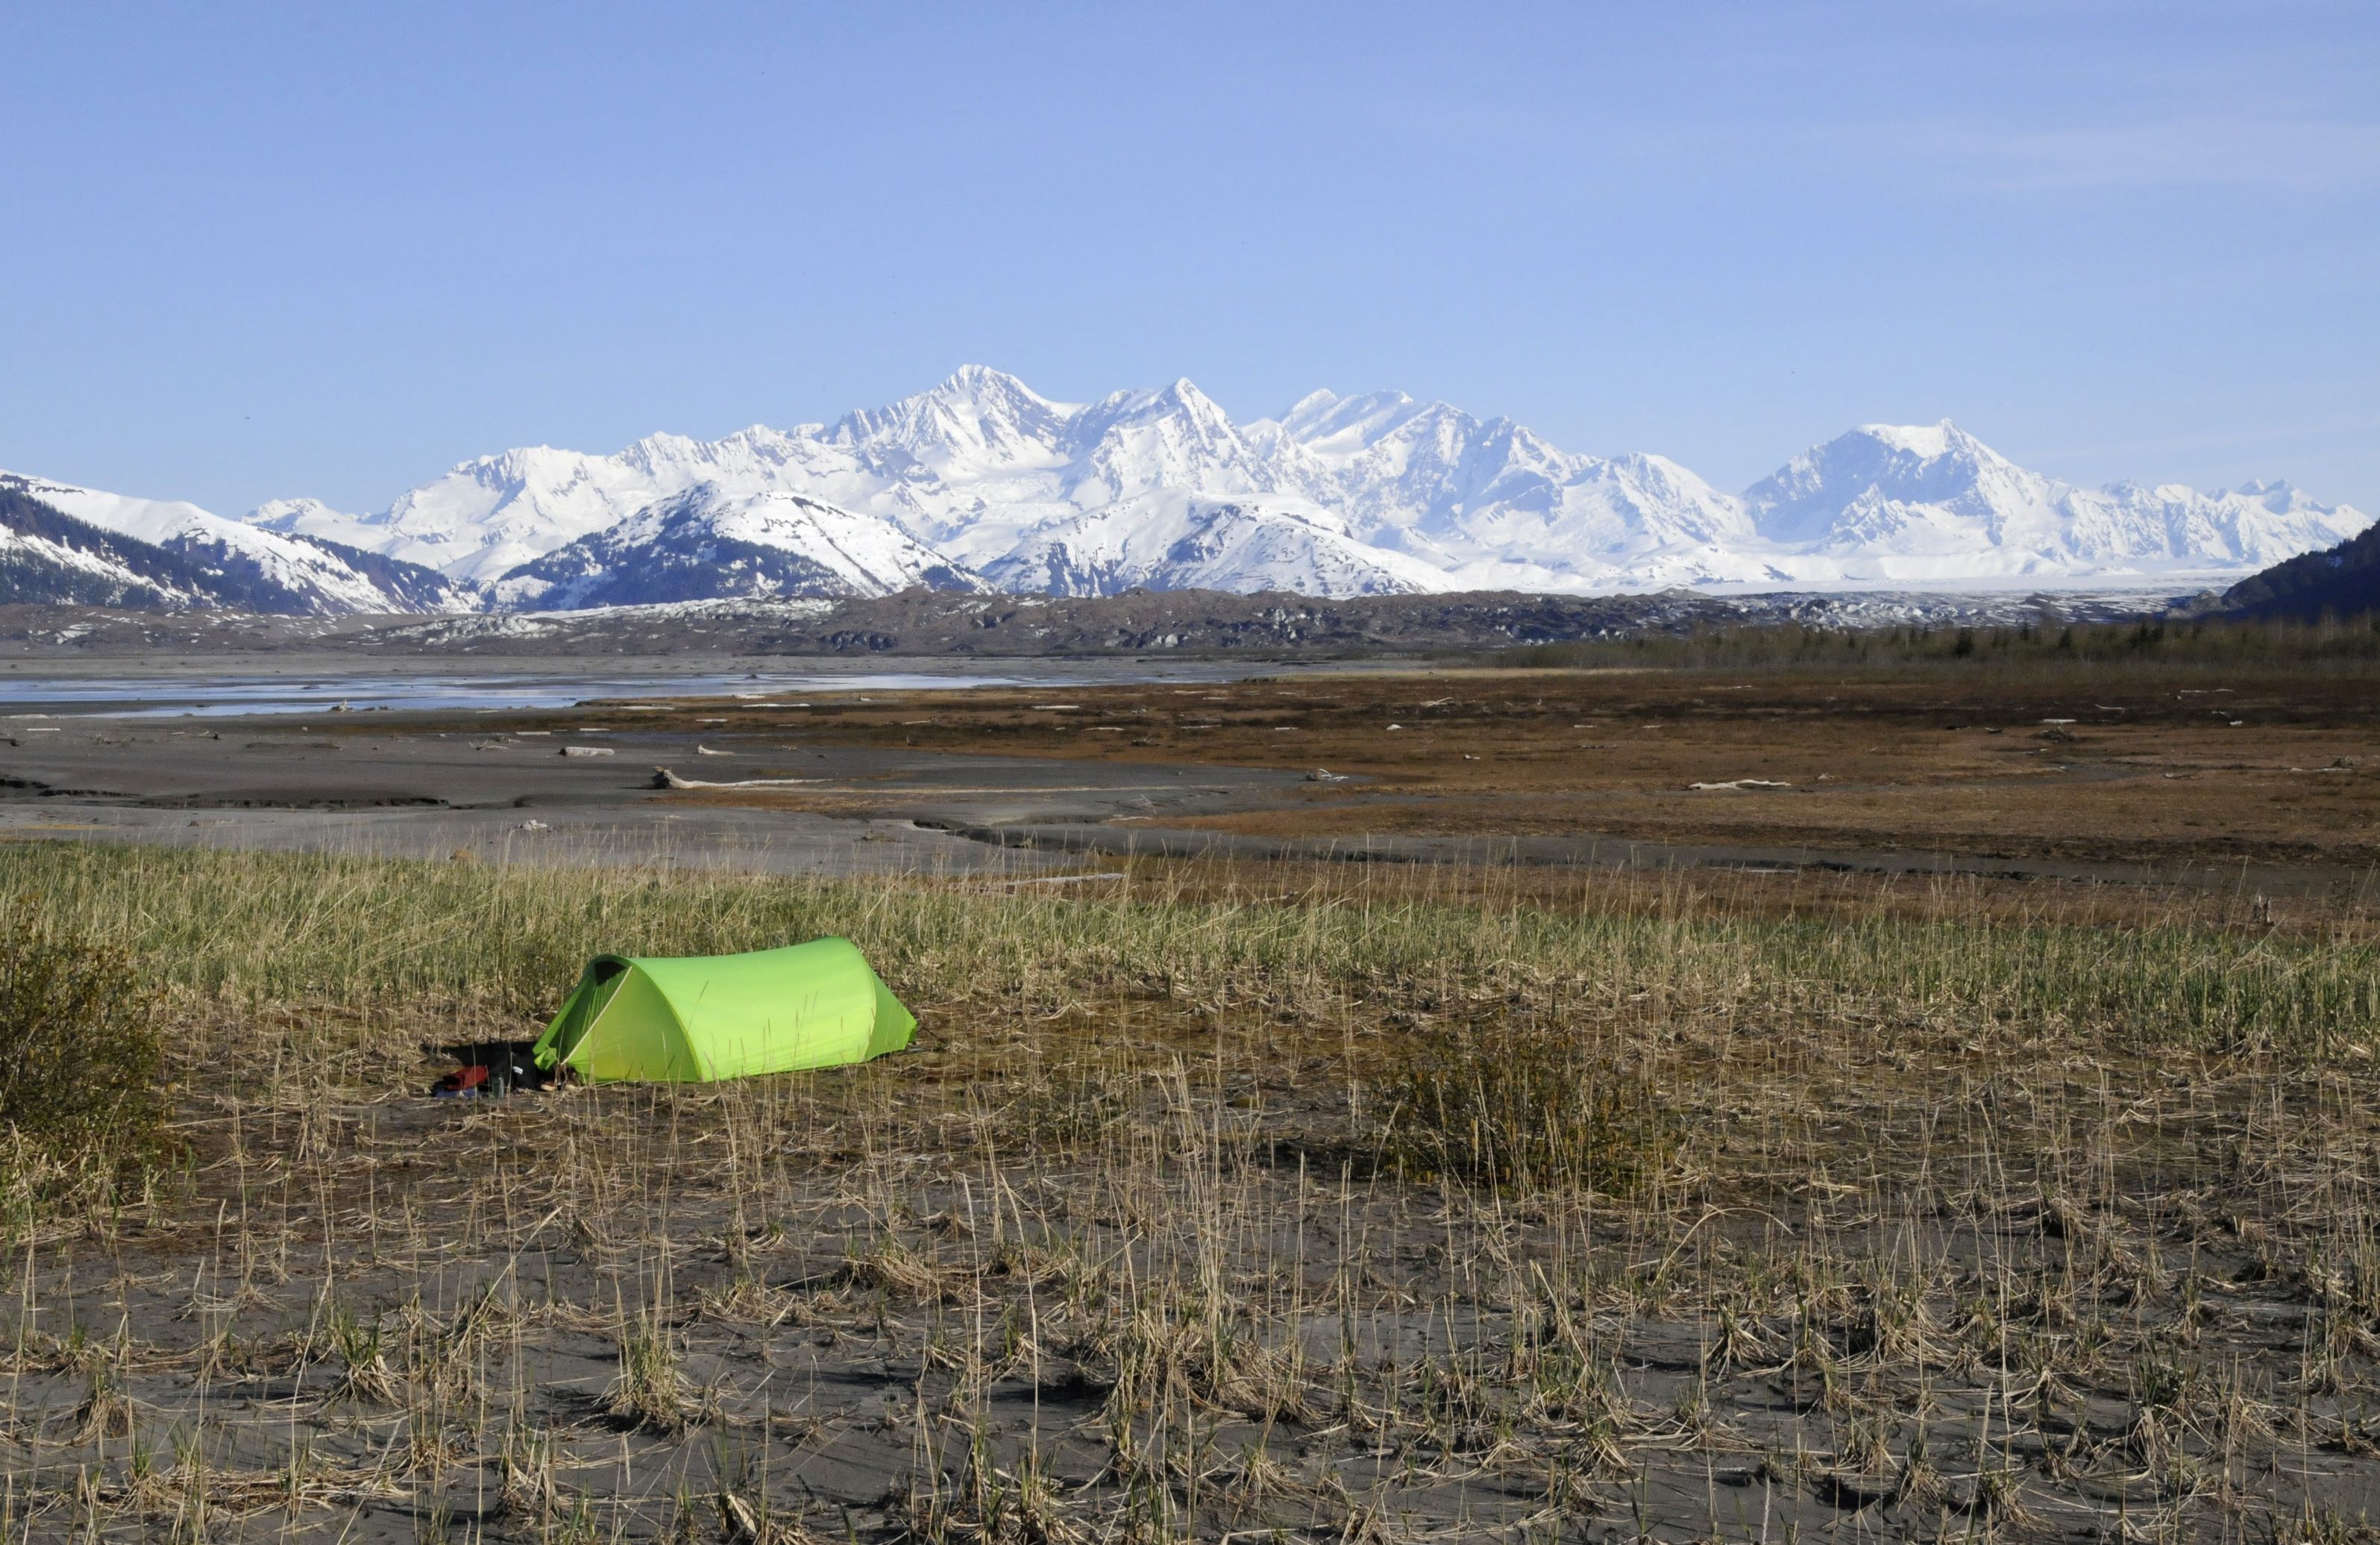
[254,367,2349,604]
[0,473,477,615]
[10,368,2370,612]
[497,486,989,609]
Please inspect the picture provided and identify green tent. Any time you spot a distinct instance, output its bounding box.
[530,937,915,1083]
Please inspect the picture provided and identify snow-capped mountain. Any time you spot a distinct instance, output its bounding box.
[248,440,817,585]
[826,361,1081,479]
[981,491,1447,598]
[0,472,474,614]
[13,368,2366,614]
[242,368,2360,607]
[249,369,1451,600]
[495,485,987,609]
[1736,422,2368,585]
[1,481,216,608]
[1250,388,1765,588]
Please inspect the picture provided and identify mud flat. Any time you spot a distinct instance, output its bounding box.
[7,648,2379,899]
[3,637,2380,1541]
[0,709,1304,877]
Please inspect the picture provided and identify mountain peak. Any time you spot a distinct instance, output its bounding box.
[829,365,1076,470]
[932,363,1064,406]
[494,481,985,609]
[246,496,351,528]
[1156,377,1228,418]
[1844,419,1994,462]
[148,368,2368,605]
[1072,377,1236,438]
[1279,388,1340,424]
[1278,389,1430,451]
[1745,420,2038,546]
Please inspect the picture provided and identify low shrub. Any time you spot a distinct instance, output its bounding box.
[0,906,169,1187]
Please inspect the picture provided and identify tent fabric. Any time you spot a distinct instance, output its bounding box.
[530,937,915,1083]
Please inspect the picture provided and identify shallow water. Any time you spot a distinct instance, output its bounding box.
[0,659,1263,718]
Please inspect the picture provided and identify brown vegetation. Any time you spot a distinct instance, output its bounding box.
[596,661,2380,872]
[0,837,2370,1539]
[3,632,2379,1540]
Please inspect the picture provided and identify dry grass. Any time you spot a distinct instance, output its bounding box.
[1373,1023,1673,1195]
[6,841,2372,1058]
[0,840,2373,1539]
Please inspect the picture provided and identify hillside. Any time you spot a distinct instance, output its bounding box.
[2222,522,2380,619]
[0,483,214,608]
[0,473,476,615]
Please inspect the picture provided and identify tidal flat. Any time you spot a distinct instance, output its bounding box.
[1,624,2378,1540]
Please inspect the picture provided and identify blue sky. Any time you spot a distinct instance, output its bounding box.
[1,1,2373,517]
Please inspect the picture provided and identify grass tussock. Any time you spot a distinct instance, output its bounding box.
[606,1313,688,1435]
[1375,1025,1672,1195]
[0,899,170,1200]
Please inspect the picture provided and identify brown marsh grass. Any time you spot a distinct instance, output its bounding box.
[0,840,2373,1540]
[1491,614,2380,679]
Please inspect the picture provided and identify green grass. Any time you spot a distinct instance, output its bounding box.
[0,901,169,1199]
[1,840,2373,1059]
